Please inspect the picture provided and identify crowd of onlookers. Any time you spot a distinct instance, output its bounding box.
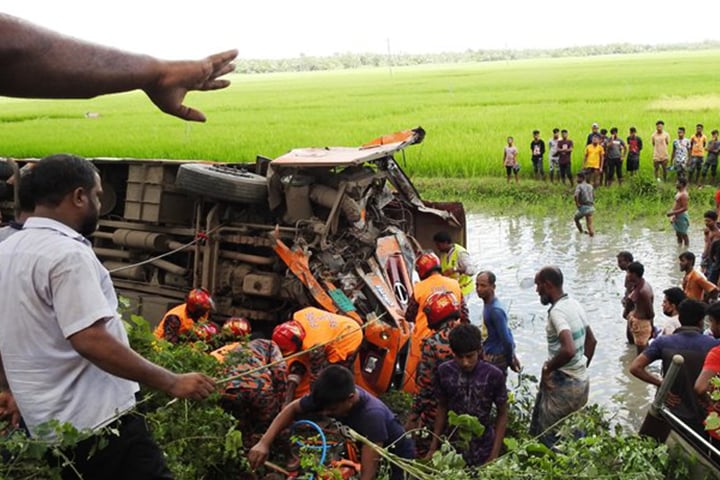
[502,122,720,189]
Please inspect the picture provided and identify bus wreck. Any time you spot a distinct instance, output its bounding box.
[1,127,465,396]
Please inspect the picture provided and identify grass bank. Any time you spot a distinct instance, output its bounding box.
[413,174,718,229]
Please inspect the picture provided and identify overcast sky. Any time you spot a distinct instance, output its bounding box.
[4,1,719,60]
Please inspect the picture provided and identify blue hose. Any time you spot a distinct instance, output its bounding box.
[291,420,328,480]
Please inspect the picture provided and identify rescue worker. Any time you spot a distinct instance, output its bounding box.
[210,329,288,447]
[154,288,215,343]
[433,231,475,297]
[404,252,464,393]
[272,307,363,404]
[405,290,463,456]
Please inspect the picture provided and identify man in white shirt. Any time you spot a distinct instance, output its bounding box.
[0,154,215,479]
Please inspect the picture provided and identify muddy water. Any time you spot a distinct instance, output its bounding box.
[463,212,706,428]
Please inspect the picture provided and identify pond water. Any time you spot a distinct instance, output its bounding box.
[463,211,707,429]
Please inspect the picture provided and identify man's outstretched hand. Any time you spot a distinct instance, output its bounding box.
[145,49,238,122]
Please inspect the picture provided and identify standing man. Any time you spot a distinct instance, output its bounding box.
[604,127,626,186]
[433,231,475,298]
[548,128,561,183]
[652,120,671,182]
[679,251,719,302]
[583,134,604,188]
[475,271,520,376]
[557,129,574,186]
[671,127,691,181]
[0,154,216,478]
[689,124,707,185]
[630,300,719,436]
[702,129,720,188]
[667,178,690,247]
[702,210,720,275]
[531,267,597,446]
[657,287,686,337]
[530,130,546,181]
[586,122,600,146]
[625,262,655,354]
[404,252,464,393]
[617,251,635,344]
[574,171,595,237]
[626,127,643,177]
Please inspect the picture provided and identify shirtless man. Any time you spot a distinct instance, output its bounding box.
[617,251,635,344]
[667,178,690,247]
[626,262,654,354]
[702,210,720,275]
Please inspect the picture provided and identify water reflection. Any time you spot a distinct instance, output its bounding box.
[465,212,705,428]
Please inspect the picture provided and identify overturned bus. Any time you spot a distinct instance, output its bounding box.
[0,127,466,396]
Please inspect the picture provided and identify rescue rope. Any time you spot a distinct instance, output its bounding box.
[106,224,224,274]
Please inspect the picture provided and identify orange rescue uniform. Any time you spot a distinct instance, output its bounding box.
[405,273,462,393]
[153,303,208,340]
[289,307,363,398]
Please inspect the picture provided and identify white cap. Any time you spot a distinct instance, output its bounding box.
[592,122,599,128]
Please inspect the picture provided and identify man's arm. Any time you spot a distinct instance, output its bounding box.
[426,398,448,458]
[359,444,381,480]
[0,13,237,122]
[695,369,717,396]
[488,401,508,462]
[69,321,215,399]
[584,325,597,367]
[629,354,662,387]
[248,399,304,469]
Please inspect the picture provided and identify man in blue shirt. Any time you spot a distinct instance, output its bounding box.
[475,271,520,375]
[630,299,720,434]
[248,365,413,480]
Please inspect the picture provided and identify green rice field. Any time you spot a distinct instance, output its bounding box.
[2,49,720,180]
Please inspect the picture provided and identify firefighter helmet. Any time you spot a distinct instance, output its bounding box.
[222,317,252,338]
[424,291,461,328]
[415,252,441,280]
[185,288,215,318]
[272,320,305,356]
[191,321,219,342]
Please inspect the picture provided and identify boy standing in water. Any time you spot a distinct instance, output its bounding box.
[503,137,519,184]
[574,171,595,236]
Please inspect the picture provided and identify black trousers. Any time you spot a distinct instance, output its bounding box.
[51,413,173,480]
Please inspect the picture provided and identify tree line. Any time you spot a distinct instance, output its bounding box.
[235,41,720,74]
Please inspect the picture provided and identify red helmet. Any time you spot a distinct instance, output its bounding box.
[272,320,305,356]
[222,317,252,338]
[191,321,219,342]
[415,252,441,280]
[186,288,214,318]
[424,291,461,328]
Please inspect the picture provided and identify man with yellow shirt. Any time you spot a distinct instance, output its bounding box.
[272,307,363,404]
[583,134,605,187]
[433,231,475,297]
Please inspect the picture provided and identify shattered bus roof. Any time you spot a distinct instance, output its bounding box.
[271,127,424,168]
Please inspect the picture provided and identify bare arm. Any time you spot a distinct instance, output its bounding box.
[0,13,237,121]
[426,398,448,457]
[541,329,575,387]
[359,444,381,480]
[69,321,215,399]
[584,326,597,367]
[629,354,662,388]
[248,399,304,469]
[489,401,508,462]
[695,368,717,396]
